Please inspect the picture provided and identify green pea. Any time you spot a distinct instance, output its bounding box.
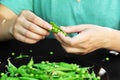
[11,52,15,56]
[105,57,110,61]
[50,21,68,36]
[49,51,54,55]
[29,49,33,53]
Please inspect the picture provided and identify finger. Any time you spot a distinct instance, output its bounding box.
[62,40,100,54]
[61,44,85,55]
[14,32,39,44]
[54,33,82,52]
[18,16,49,36]
[54,33,70,46]
[54,33,62,42]
[14,25,45,40]
[21,10,52,30]
[61,25,88,34]
[55,32,72,46]
[71,33,86,44]
[57,32,75,46]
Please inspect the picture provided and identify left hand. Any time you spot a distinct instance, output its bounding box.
[54,24,113,55]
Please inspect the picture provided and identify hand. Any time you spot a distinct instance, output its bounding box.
[54,24,113,55]
[10,10,52,44]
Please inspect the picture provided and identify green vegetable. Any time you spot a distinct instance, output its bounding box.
[6,77,19,80]
[29,49,33,53]
[0,58,101,80]
[15,54,29,59]
[7,60,17,76]
[11,52,15,56]
[49,51,54,55]
[105,57,110,61]
[50,21,68,36]
[27,57,34,68]
[0,73,7,80]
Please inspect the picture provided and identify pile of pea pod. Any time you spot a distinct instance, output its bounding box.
[0,58,101,80]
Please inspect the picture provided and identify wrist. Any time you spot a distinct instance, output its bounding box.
[0,19,14,41]
[103,27,115,49]
[104,28,120,51]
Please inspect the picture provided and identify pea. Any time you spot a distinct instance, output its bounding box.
[11,52,15,56]
[29,49,33,53]
[50,21,68,36]
[50,51,54,55]
[105,57,110,61]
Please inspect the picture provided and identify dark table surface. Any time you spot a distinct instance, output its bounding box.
[0,39,120,80]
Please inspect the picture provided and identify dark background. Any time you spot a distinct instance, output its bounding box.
[0,39,120,80]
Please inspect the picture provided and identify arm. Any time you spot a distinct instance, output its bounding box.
[0,4,17,41]
[107,28,120,52]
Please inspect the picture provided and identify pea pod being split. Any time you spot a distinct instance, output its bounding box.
[50,21,68,36]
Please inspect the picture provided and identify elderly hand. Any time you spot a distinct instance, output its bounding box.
[54,24,113,55]
[10,10,52,44]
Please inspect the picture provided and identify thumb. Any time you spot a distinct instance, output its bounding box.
[60,25,89,34]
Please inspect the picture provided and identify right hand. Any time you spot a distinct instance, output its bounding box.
[10,10,52,44]
[54,24,113,54]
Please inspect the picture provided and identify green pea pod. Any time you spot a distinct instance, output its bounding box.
[15,54,29,59]
[0,60,101,80]
[50,21,68,36]
[16,65,30,77]
[27,58,34,68]
[19,77,38,80]
[0,73,7,80]
[35,74,49,80]
[7,60,17,76]
[6,77,19,80]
